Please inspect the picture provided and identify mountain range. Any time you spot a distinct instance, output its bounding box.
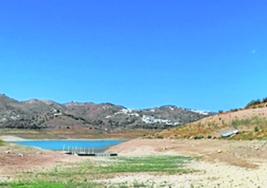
[0,94,211,133]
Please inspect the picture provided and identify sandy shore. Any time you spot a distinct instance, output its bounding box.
[0,135,26,142]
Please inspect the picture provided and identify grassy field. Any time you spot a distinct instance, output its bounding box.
[0,156,192,188]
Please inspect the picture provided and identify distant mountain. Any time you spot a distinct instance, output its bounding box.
[0,94,211,132]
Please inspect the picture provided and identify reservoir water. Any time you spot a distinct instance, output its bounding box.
[14,140,122,151]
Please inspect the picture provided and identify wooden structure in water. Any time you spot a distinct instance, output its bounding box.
[62,146,118,157]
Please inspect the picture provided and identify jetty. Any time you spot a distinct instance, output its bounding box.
[62,146,118,157]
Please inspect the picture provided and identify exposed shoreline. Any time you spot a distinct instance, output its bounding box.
[0,135,26,142]
[0,135,127,142]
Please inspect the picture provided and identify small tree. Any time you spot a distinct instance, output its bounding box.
[245,99,261,108]
[218,110,224,114]
[262,98,267,103]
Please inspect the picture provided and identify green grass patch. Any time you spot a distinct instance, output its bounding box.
[42,156,193,180]
[97,156,192,174]
[2,156,193,188]
[0,139,5,146]
[0,181,100,188]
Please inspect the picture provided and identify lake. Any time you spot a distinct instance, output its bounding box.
[14,140,123,151]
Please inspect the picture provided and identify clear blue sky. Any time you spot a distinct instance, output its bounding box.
[0,0,266,111]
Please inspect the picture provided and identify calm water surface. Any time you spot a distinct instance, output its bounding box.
[14,140,123,151]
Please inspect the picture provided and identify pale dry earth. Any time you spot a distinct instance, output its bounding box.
[101,161,267,188]
[0,136,26,142]
[1,137,267,187]
[106,139,267,187]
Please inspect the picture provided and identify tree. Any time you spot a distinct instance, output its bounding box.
[245,99,261,108]
[262,98,267,103]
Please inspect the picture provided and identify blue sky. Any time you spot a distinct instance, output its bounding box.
[0,0,266,111]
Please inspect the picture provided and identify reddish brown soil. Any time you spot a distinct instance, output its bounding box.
[0,144,82,181]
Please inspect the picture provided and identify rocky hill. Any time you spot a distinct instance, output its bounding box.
[156,98,267,140]
[0,94,210,133]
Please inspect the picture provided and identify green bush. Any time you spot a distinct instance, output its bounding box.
[246,99,261,108]
[263,98,267,103]
[194,135,204,140]
[254,126,260,132]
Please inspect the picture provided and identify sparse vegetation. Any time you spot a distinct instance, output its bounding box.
[0,181,100,188]
[1,156,192,187]
[194,135,204,140]
[246,99,262,108]
[0,94,208,132]
[0,139,4,146]
[254,126,260,132]
[97,156,192,174]
[245,98,267,109]
[231,117,267,129]
[157,112,267,140]
[230,108,241,112]
[263,98,267,103]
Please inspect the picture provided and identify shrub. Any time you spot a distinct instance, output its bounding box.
[194,135,204,140]
[254,126,260,132]
[246,99,262,108]
[155,134,164,139]
[230,108,240,112]
[263,98,267,103]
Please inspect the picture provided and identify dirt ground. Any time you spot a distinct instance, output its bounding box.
[107,139,267,187]
[108,139,267,168]
[0,143,83,182]
[1,137,267,187]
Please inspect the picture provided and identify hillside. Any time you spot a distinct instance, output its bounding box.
[245,98,267,109]
[156,99,267,140]
[0,94,210,133]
